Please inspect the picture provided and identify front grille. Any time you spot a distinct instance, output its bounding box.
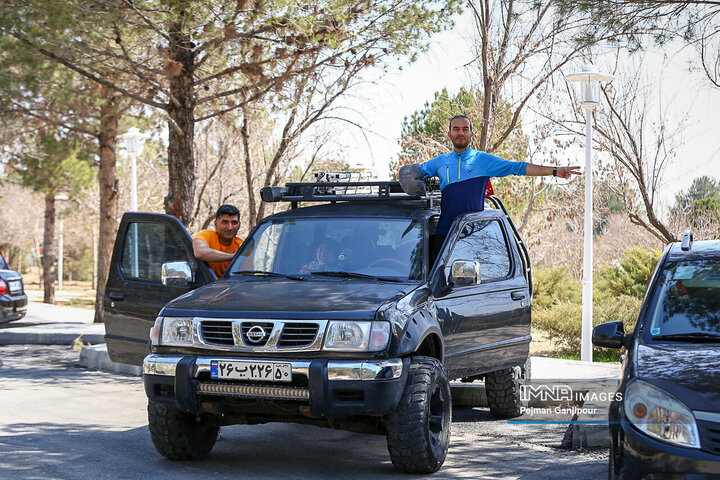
[200,320,234,345]
[698,420,720,455]
[241,322,274,347]
[278,323,319,347]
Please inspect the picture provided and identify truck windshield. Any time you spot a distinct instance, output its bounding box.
[647,259,720,339]
[229,217,424,282]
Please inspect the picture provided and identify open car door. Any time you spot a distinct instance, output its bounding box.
[104,212,215,366]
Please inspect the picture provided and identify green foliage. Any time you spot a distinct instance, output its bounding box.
[671,176,720,232]
[15,134,94,196]
[395,86,528,169]
[534,292,641,353]
[532,266,581,310]
[596,246,661,300]
[533,246,659,354]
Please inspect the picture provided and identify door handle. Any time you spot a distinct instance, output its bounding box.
[511,291,526,301]
[109,292,125,301]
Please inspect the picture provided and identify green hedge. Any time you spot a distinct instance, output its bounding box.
[532,247,660,355]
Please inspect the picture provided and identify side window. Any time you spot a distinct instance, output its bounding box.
[232,221,283,273]
[447,220,511,282]
[121,222,190,282]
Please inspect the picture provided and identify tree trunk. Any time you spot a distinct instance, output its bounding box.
[164,17,196,227]
[42,193,56,304]
[93,92,120,323]
[241,113,257,228]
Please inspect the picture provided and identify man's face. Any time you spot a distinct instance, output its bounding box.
[316,243,338,265]
[214,214,240,243]
[447,118,473,151]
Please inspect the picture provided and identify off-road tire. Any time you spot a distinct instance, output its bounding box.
[147,401,220,460]
[485,358,529,419]
[386,356,452,474]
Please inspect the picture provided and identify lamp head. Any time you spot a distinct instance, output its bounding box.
[564,64,615,110]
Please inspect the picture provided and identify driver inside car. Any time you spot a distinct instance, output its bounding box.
[299,239,340,274]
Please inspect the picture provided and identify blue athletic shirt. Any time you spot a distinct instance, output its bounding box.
[419,148,527,189]
[419,148,527,235]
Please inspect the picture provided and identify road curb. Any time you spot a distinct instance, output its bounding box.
[79,344,141,376]
[0,331,106,345]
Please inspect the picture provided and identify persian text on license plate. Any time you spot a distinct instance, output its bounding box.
[8,280,21,294]
[210,360,292,382]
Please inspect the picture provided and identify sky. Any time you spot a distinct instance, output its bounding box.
[336,10,720,213]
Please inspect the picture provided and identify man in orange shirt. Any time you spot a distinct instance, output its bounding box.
[193,204,243,278]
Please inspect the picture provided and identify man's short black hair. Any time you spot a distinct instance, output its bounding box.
[448,115,472,132]
[215,204,240,221]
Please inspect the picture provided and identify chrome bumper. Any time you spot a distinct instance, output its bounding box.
[143,354,404,382]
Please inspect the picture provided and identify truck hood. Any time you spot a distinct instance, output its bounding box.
[161,278,415,320]
[636,342,720,411]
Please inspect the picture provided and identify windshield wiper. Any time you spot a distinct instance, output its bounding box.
[310,271,404,283]
[653,332,720,342]
[233,270,305,281]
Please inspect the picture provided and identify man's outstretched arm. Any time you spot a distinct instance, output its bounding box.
[192,238,235,263]
[525,164,581,179]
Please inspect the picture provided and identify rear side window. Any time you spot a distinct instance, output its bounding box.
[0,251,7,270]
[121,222,190,282]
[446,220,511,282]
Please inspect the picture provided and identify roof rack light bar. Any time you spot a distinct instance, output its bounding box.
[261,180,428,204]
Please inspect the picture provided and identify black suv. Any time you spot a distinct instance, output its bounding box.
[104,179,532,473]
[0,248,27,323]
[593,232,720,479]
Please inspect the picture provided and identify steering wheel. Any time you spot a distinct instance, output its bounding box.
[367,258,409,270]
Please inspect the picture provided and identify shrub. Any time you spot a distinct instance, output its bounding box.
[532,246,658,356]
[532,266,581,310]
[596,246,661,300]
[533,294,641,352]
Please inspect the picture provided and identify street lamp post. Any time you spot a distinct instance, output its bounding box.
[121,127,146,211]
[56,193,69,292]
[120,127,146,277]
[564,65,614,363]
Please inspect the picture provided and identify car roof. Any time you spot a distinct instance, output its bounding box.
[263,199,441,222]
[667,238,720,262]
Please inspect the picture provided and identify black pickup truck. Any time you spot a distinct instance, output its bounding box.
[103,178,532,474]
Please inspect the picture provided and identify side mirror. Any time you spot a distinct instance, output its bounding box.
[592,321,631,349]
[161,261,194,287]
[448,259,481,287]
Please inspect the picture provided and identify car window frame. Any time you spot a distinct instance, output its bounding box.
[117,218,197,285]
[451,218,515,286]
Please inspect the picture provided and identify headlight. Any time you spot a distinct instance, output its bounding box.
[324,321,390,351]
[156,317,194,346]
[624,380,700,449]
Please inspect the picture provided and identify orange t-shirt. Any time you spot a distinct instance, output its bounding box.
[193,229,243,278]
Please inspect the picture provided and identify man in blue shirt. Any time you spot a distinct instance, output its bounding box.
[419,114,580,256]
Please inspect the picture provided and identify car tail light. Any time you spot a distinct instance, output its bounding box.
[0,280,7,295]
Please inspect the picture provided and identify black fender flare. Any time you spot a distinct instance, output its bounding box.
[394,307,443,360]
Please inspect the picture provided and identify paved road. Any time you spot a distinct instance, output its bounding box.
[0,345,608,480]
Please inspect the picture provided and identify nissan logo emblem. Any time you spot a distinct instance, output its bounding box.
[246,325,267,344]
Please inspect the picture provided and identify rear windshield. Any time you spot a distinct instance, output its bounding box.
[0,251,7,270]
[646,259,720,337]
[229,217,424,282]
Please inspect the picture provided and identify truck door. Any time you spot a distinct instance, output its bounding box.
[432,212,531,378]
[104,212,215,366]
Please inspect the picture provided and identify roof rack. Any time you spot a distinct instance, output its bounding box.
[260,172,440,208]
[681,230,693,251]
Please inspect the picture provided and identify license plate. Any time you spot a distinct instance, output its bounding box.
[8,280,21,294]
[210,360,292,382]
